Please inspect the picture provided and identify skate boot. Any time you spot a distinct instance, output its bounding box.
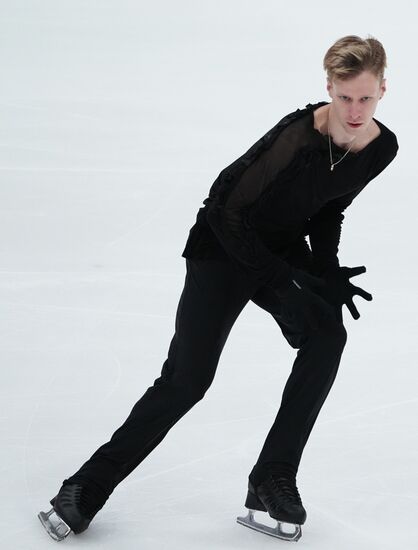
[38,479,109,541]
[237,465,306,542]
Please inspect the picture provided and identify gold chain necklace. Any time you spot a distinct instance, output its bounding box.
[327,122,357,171]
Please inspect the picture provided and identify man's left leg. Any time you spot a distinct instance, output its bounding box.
[237,279,346,536]
[248,282,347,483]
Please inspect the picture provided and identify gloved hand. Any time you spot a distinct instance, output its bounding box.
[318,265,373,320]
[276,268,337,331]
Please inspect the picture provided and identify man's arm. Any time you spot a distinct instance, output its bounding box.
[206,173,295,290]
[308,132,399,276]
[205,121,307,291]
[307,187,363,276]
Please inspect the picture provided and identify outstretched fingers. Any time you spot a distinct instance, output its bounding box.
[346,265,367,278]
[352,285,373,301]
[346,298,360,320]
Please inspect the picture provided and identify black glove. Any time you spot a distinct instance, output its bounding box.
[318,265,373,320]
[276,268,337,331]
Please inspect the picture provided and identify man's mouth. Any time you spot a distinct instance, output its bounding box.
[347,122,363,128]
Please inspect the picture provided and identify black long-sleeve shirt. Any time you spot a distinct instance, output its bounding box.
[181,101,399,289]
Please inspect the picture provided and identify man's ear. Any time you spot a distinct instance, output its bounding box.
[326,78,333,98]
[379,78,387,99]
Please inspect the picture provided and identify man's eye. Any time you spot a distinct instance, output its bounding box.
[340,96,370,101]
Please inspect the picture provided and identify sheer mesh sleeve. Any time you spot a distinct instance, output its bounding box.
[206,121,308,289]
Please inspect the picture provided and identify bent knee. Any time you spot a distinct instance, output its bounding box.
[173,374,214,406]
[320,319,348,350]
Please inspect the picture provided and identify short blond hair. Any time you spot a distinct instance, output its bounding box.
[323,35,387,83]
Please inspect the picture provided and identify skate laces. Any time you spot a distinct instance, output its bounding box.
[60,481,108,518]
[269,470,302,505]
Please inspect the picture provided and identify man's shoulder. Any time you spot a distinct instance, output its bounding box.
[270,100,327,142]
[373,117,399,155]
[365,117,399,181]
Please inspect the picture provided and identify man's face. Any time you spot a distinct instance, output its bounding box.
[327,70,387,136]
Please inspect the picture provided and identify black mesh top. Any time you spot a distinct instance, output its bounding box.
[181,100,399,290]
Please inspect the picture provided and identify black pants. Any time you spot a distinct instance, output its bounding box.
[66,253,347,496]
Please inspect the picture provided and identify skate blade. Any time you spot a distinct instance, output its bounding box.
[237,509,302,542]
[38,507,72,542]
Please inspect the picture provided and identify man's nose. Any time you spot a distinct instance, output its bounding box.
[348,105,363,120]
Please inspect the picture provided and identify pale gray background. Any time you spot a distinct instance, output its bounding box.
[0,1,416,549]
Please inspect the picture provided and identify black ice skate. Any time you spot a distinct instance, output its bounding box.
[38,480,108,541]
[237,469,306,542]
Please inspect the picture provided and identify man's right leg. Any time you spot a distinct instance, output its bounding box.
[60,259,255,498]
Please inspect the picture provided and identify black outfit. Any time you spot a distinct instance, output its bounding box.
[181,100,398,281]
[65,101,398,498]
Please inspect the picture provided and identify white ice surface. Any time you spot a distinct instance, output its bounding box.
[0,1,417,549]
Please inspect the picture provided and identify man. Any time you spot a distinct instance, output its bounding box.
[38,35,398,543]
